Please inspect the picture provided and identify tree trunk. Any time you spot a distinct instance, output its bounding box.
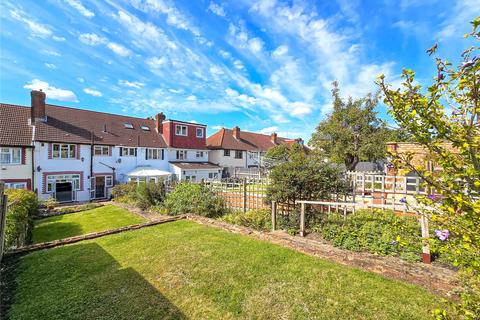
[345,154,359,171]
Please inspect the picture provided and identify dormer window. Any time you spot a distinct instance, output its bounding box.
[141,125,150,131]
[196,128,204,138]
[124,123,134,129]
[175,125,187,136]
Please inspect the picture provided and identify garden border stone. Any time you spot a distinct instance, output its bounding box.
[5,216,184,256]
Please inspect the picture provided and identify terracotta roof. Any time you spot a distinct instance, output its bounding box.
[169,161,221,170]
[206,128,298,152]
[32,104,167,147]
[0,104,33,146]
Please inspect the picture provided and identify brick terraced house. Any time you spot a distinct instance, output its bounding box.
[207,126,304,176]
[0,90,221,202]
[0,104,34,190]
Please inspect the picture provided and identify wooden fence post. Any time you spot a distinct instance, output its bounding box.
[0,182,7,262]
[271,201,277,231]
[420,213,431,264]
[300,202,306,237]
[242,178,247,213]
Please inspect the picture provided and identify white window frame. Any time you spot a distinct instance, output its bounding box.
[147,148,163,160]
[175,125,188,136]
[196,151,204,158]
[46,174,81,192]
[234,150,243,159]
[5,182,27,189]
[106,175,113,187]
[94,145,110,156]
[0,147,21,165]
[196,128,204,138]
[120,147,136,157]
[176,150,187,160]
[224,149,230,157]
[52,144,76,159]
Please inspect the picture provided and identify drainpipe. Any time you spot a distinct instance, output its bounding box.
[90,131,94,202]
[31,146,35,193]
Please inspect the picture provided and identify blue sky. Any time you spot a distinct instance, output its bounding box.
[0,0,478,140]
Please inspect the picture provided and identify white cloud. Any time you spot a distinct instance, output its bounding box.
[107,42,131,57]
[42,50,61,57]
[114,10,177,51]
[436,0,480,41]
[44,63,57,69]
[118,80,145,89]
[212,125,223,130]
[208,2,226,17]
[289,101,313,117]
[233,60,245,70]
[219,50,231,59]
[9,9,52,38]
[259,126,279,134]
[129,0,200,36]
[83,88,103,97]
[146,56,168,68]
[77,77,85,83]
[169,88,184,94]
[79,33,106,45]
[24,79,78,102]
[186,95,197,101]
[64,0,94,18]
[272,45,288,58]
[248,37,264,53]
[52,36,66,42]
[210,65,224,75]
[228,23,266,55]
[188,120,198,123]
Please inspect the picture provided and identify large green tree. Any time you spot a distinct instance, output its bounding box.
[309,82,390,171]
[378,17,480,319]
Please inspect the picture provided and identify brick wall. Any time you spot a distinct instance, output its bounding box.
[386,142,456,175]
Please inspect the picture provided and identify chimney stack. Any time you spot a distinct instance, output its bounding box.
[270,132,278,144]
[233,126,240,139]
[30,90,46,124]
[155,112,166,133]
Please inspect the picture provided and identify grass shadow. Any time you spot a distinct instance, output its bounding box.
[3,243,188,319]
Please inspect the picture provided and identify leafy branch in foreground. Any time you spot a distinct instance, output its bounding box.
[378,16,480,319]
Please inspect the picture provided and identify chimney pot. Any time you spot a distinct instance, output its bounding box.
[155,112,166,134]
[30,90,46,124]
[233,126,240,139]
[271,132,278,144]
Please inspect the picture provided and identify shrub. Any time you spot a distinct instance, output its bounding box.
[222,209,271,231]
[43,197,59,210]
[164,182,227,218]
[136,182,166,210]
[112,182,137,204]
[312,209,424,262]
[112,182,166,210]
[4,189,39,248]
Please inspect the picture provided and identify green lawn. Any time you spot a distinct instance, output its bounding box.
[5,220,443,319]
[32,205,145,243]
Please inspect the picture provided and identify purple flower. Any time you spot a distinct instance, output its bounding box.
[390,240,398,246]
[435,229,450,241]
[452,109,461,116]
[399,197,407,204]
[437,73,444,80]
[427,194,438,201]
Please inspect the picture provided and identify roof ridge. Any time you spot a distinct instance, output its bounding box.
[45,104,157,122]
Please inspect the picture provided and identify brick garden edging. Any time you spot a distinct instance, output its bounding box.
[185,215,459,297]
[5,216,185,256]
